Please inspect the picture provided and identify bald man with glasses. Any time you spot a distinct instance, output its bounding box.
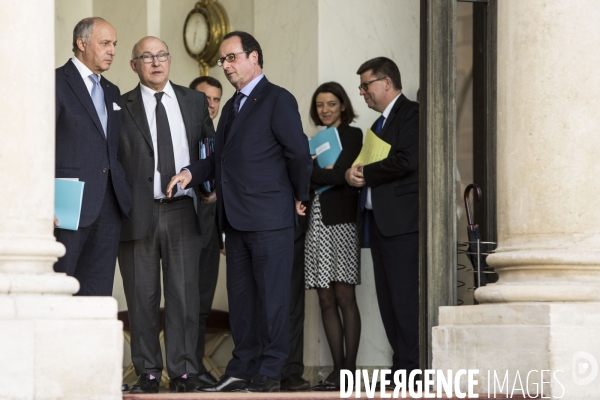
[118,36,215,394]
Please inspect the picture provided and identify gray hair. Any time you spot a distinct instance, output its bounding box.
[72,17,106,54]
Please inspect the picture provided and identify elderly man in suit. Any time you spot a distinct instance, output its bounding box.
[167,31,312,393]
[117,36,215,394]
[54,17,132,296]
[345,57,420,378]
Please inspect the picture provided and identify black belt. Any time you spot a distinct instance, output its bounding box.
[154,196,191,204]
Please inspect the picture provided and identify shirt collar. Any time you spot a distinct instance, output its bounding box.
[239,73,264,97]
[140,81,175,101]
[71,56,100,83]
[382,93,401,120]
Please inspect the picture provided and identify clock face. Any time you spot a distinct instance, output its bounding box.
[185,12,209,55]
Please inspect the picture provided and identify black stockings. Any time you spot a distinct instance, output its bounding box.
[317,282,361,384]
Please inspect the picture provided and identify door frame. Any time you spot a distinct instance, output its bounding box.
[419,0,497,368]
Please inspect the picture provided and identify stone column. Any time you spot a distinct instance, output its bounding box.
[433,1,600,399]
[0,1,122,399]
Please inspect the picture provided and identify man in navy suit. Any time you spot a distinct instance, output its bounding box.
[54,17,131,296]
[346,57,420,378]
[167,31,312,393]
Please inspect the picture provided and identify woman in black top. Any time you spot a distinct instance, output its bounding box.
[304,82,363,390]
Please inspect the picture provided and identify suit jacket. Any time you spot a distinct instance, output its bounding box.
[55,59,131,227]
[197,125,218,247]
[310,124,362,226]
[187,76,312,232]
[118,82,215,241]
[362,94,419,237]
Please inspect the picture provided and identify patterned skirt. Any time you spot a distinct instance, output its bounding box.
[304,194,360,289]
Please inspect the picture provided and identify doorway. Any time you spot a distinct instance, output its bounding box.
[419,0,497,367]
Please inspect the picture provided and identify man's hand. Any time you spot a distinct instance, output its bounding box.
[295,200,306,216]
[345,164,366,187]
[200,191,217,204]
[54,215,60,227]
[166,170,192,197]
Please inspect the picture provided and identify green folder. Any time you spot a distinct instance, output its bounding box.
[54,179,85,231]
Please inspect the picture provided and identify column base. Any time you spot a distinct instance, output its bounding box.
[0,295,123,400]
[433,303,600,399]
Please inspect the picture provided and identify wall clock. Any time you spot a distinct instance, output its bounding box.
[183,0,229,76]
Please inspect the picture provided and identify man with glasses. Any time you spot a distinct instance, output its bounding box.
[345,57,420,383]
[167,31,312,392]
[118,36,215,394]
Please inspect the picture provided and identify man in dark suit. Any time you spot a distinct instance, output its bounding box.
[117,36,215,394]
[345,57,420,377]
[54,17,132,296]
[280,215,310,392]
[167,31,312,393]
[189,76,222,387]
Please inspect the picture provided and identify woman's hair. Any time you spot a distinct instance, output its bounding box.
[309,82,357,126]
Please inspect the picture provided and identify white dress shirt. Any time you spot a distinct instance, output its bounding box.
[71,56,106,116]
[365,93,401,210]
[140,81,191,198]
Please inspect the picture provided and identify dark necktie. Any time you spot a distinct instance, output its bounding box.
[224,91,245,141]
[374,115,386,136]
[359,115,386,210]
[359,114,386,248]
[154,92,176,196]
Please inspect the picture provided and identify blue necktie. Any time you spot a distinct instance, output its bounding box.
[224,91,245,141]
[374,115,385,136]
[359,115,385,248]
[89,74,107,136]
[360,115,386,210]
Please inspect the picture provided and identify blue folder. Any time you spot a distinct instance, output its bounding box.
[200,137,215,192]
[54,179,84,231]
[309,127,342,169]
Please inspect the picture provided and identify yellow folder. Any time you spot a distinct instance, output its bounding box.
[353,129,391,166]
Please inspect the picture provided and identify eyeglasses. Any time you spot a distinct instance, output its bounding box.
[216,51,250,67]
[358,77,387,91]
[133,52,170,64]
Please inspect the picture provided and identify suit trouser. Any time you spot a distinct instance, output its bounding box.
[224,225,294,381]
[196,220,221,372]
[54,179,121,296]
[281,227,306,380]
[368,212,419,373]
[118,197,202,379]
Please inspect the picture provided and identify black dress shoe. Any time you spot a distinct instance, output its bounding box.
[169,373,205,392]
[247,374,280,392]
[197,372,218,386]
[199,375,248,392]
[281,375,310,391]
[311,380,339,391]
[129,373,159,394]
